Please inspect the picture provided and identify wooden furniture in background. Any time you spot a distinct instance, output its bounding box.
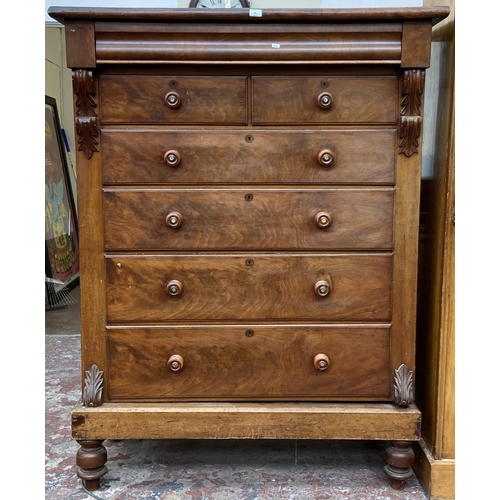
[414,1,455,498]
[48,6,449,492]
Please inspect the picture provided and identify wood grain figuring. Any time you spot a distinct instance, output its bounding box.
[389,72,423,385]
[103,188,394,251]
[252,77,397,124]
[101,129,396,185]
[47,7,452,490]
[99,76,247,124]
[71,402,422,441]
[73,83,108,396]
[106,325,391,400]
[64,20,96,68]
[105,254,393,322]
[401,21,433,68]
[95,31,401,63]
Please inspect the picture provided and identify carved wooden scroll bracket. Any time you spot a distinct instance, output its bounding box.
[392,363,414,406]
[399,69,425,157]
[82,364,104,407]
[73,69,99,160]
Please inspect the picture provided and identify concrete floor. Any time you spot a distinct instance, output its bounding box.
[45,285,430,499]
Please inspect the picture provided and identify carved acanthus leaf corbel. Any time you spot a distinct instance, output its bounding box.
[399,69,425,157]
[82,364,104,407]
[393,363,414,406]
[72,69,99,160]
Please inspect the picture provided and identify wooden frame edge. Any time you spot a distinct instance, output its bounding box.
[413,438,455,499]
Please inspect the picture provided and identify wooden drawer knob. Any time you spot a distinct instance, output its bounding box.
[166,279,182,296]
[165,91,181,109]
[317,149,335,167]
[164,150,181,167]
[314,353,330,371]
[166,211,183,229]
[314,280,330,297]
[315,211,331,229]
[317,92,333,109]
[168,354,184,372]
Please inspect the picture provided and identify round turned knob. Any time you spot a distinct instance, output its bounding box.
[164,150,181,167]
[166,211,183,229]
[317,149,335,167]
[168,354,184,372]
[165,91,181,109]
[166,279,183,297]
[314,280,330,297]
[315,211,331,229]
[314,353,330,371]
[317,92,333,109]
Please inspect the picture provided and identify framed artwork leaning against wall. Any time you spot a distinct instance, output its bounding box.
[45,95,79,295]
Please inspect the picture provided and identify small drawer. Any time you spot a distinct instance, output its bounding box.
[101,129,396,185]
[99,76,247,124]
[103,188,394,251]
[252,76,397,124]
[105,254,392,322]
[106,325,391,401]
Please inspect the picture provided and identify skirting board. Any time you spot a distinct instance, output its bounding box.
[413,437,455,500]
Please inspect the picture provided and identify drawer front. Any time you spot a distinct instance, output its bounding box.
[103,189,394,251]
[106,326,391,401]
[101,129,396,185]
[99,76,247,124]
[252,77,397,124]
[106,254,392,322]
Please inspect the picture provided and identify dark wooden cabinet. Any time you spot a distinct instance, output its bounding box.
[48,6,449,492]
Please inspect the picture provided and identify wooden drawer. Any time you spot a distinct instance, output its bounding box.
[103,188,394,251]
[252,77,397,124]
[101,129,396,185]
[99,76,247,124]
[106,325,391,401]
[105,254,392,322]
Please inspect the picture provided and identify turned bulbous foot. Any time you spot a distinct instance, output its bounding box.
[383,440,415,490]
[76,439,108,491]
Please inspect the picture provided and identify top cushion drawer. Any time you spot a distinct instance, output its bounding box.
[99,76,247,124]
[252,77,397,124]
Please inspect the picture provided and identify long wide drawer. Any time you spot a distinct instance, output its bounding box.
[105,254,392,322]
[100,129,396,185]
[99,76,247,124]
[106,325,391,401]
[252,76,397,124]
[103,188,394,251]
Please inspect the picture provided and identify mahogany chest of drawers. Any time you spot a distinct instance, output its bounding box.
[48,6,449,492]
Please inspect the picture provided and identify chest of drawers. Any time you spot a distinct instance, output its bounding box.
[48,6,449,492]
